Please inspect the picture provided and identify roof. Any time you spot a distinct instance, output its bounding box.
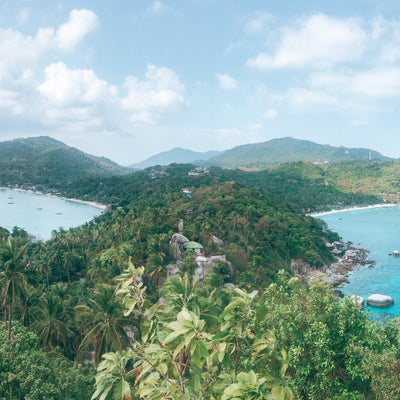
[183,241,204,250]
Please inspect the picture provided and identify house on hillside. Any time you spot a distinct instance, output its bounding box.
[183,241,204,255]
[188,167,209,176]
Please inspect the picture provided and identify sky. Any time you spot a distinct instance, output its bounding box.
[1,0,400,164]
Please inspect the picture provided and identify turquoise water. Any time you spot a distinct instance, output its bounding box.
[320,206,400,321]
[0,189,103,241]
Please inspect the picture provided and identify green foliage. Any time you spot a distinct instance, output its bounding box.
[261,273,396,399]
[0,322,95,400]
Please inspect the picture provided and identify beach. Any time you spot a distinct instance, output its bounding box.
[308,203,398,218]
[0,186,107,210]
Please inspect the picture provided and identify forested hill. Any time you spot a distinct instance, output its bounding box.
[61,162,382,213]
[128,147,220,169]
[204,137,390,169]
[0,136,129,187]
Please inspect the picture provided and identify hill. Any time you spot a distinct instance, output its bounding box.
[0,136,129,189]
[204,137,390,169]
[129,147,220,169]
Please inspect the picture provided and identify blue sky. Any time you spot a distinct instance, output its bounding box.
[1,0,400,164]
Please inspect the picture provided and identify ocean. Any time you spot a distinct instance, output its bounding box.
[320,206,400,321]
[0,189,103,241]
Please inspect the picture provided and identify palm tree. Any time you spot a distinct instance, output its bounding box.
[0,237,29,339]
[30,292,74,350]
[75,284,129,364]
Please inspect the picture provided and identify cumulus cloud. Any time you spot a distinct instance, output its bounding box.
[247,14,367,69]
[121,63,185,123]
[38,62,114,105]
[215,73,238,90]
[55,9,98,50]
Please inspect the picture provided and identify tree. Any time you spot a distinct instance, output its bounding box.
[0,236,29,339]
[30,292,74,350]
[76,284,129,365]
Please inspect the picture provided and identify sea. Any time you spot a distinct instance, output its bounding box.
[319,205,400,322]
[0,189,103,241]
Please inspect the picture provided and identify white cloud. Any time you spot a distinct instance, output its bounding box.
[38,62,114,105]
[55,9,98,50]
[121,63,185,123]
[37,62,117,131]
[215,73,238,90]
[247,14,367,69]
[263,109,277,120]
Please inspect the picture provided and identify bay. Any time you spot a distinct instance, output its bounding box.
[320,206,400,321]
[0,189,103,241]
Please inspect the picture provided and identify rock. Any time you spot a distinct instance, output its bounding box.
[333,289,344,298]
[350,295,365,308]
[194,255,231,280]
[169,233,189,262]
[166,263,180,277]
[178,219,184,233]
[366,294,394,308]
[211,235,224,247]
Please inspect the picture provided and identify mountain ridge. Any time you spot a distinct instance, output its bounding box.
[129,147,220,169]
[131,137,391,169]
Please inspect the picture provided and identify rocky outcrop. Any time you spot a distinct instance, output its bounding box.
[366,294,394,308]
[350,295,365,308]
[169,233,189,262]
[166,254,232,280]
[194,255,230,280]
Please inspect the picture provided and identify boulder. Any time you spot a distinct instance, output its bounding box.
[350,295,365,308]
[194,255,231,280]
[366,294,394,308]
[169,233,189,262]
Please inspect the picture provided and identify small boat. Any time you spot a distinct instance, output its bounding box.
[393,250,399,257]
[7,202,14,204]
[56,212,63,215]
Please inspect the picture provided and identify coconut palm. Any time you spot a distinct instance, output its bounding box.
[0,237,29,339]
[30,292,74,350]
[75,284,129,364]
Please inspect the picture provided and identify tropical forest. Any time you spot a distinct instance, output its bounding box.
[1,137,400,400]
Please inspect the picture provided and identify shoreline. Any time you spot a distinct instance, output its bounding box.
[0,187,107,210]
[308,203,398,217]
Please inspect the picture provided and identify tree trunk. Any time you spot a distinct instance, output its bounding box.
[7,305,12,340]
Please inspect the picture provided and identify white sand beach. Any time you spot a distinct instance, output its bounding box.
[309,203,398,217]
[0,187,107,210]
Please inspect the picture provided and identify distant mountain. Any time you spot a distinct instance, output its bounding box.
[0,136,129,188]
[203,137,391,169]
[129,147,220,169]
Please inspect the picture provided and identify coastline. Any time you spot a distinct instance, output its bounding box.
[308,203,398,217]
[0,187,107,210]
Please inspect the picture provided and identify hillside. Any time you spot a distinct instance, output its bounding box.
[129,147,220,169]
[204,137,390,169]
[0,136,129,188]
